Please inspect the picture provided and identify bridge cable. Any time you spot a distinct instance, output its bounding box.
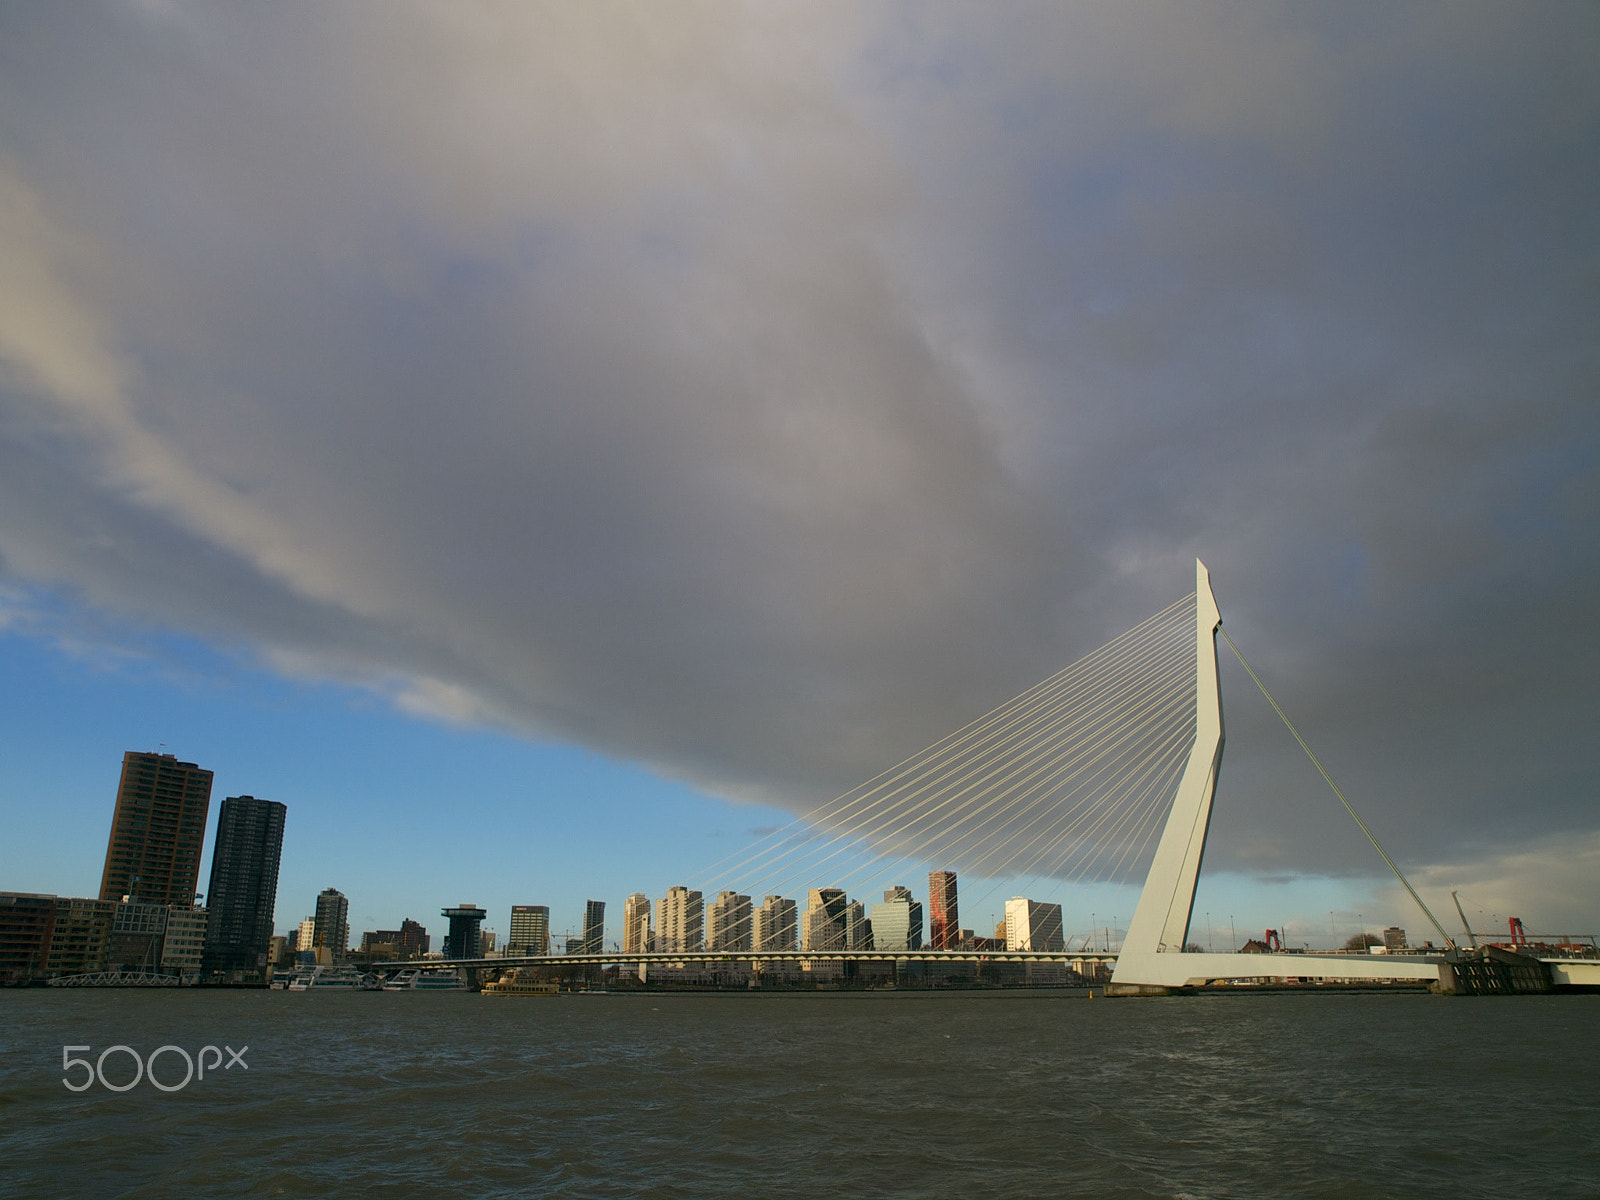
[1218,626,1457,952]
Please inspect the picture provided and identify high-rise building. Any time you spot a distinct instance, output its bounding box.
[201,795,287,976]
[396,918,430,956]
[706,891,753,951]
[1004,897,1065,951]
[657,886,704,952]
[314,888,350,961]
[928,871,960,950]
[844,900,872,950]
[752,895,797,951]
[295,916,317,953]
[870,886,923,951]
[508,906,550,955]
[802,887,848,952]
[622,894,652,954]
[582,900,606,954]
[99,751,214,908]
[442,904,486,959]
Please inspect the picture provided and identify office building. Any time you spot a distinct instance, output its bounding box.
[706,891,753,952]
[752,894,797,951]
[1004,897,1065,952]
[870,886,923,951]
[99,751,214,908]
[802,887,848,952]
[843,900,872,950]
[508,906,550,956]
[581,900,606,954]
[928,871,960,950]
[295,916,317,952]
[442,904,486,959]
[395,918,430,956]
[657,886,704,953]
[1384,926,1408,952]
[622,894,652,954]
[314,888,350,961]
[359,919,431,959]
[201,795,287,976]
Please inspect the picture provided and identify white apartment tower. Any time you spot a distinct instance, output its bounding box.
[752,895,797,951]
[656,886,704,953]
[706,891,753,952]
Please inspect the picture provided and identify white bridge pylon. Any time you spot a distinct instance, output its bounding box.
[1107,559,1447,994]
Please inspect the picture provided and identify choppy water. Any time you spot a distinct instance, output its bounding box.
[1,989,1596,1199]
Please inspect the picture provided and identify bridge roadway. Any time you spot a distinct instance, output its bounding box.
[381,949,1119,971]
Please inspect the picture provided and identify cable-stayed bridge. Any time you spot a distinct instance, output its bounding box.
[397,561,1599,994]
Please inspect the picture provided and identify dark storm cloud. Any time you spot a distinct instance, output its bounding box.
[0,3,1595,891]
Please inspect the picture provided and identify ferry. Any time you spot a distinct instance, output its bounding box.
[285,964,379,991]
[382,967,470,991]
[481,973,560,996]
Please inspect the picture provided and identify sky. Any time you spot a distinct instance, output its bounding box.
[1,2,1596,951]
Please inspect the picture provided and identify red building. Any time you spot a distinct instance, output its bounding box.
[927,871,960,950]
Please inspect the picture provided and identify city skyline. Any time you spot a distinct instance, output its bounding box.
[4,739,1551,954]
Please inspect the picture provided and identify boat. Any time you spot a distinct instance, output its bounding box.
[382,967,469,991]
[285,964,379,990]
[481,973,560,996]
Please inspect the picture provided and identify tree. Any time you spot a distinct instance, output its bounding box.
[1343,932,1381,951]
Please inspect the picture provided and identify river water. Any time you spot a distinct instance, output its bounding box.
[2,989,1595,1198]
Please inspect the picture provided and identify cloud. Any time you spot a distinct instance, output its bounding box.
[0,3,1596,900]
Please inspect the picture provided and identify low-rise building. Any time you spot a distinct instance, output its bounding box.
[161,905,209,979]
[0,892,56,983]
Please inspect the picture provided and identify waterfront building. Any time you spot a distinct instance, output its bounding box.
[802,888,847,952]
[657,886,704,953]
[45,897,117,976]
[442,904,486,959]
[99,751,214,908]
[106,900,168,971]
[622,894,651,954]
[0,892,56,983]
[314,888,351,961]
[1005,897,1066,952]
[752,895,797,951]
[706,891,753,952]
[201,795,287,976]
[869,886,923,951]
[928,871,960,950]
[508,905,550,955]
[582,900,606,954]
[295,916,317,952]
[265,934,291,970]
[162,905,209,977]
